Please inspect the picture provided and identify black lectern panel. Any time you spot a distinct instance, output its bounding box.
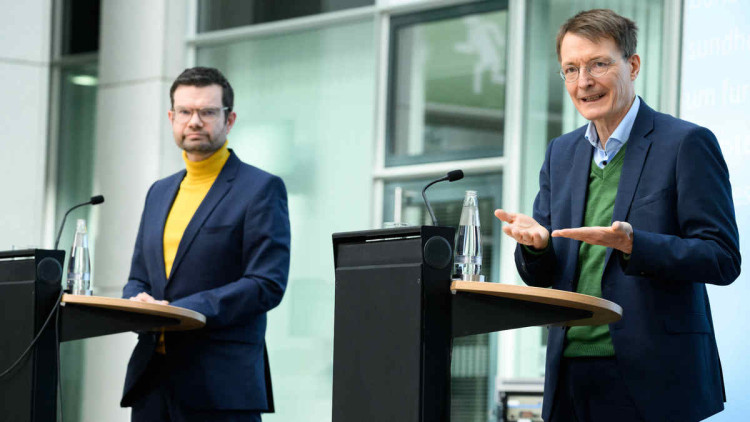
[334,264,423,421]
[332,226,455,422]
[0,279,35,422]
[333,228,621,422]
[0,249,64,422]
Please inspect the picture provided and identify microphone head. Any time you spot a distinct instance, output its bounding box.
[447,170,464,182]
[90,195,105,205]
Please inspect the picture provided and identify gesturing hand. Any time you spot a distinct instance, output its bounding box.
[551,221,633,254]
[129,292,169,306]
[494,209,550,250]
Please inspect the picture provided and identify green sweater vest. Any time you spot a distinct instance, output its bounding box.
[563,143,627,358]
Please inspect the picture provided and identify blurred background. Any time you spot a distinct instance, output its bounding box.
[0,0,747,420]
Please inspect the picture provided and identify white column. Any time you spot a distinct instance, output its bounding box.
[0,0,52,250]
[81,1,187,420]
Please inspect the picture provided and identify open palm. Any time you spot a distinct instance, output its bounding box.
[494,209,550,250]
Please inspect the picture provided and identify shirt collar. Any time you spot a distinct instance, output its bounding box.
[584,96,641,154]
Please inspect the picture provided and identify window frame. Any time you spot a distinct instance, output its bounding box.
[384,0,510,167]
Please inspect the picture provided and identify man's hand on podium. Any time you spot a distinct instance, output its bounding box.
[129,292,169,306]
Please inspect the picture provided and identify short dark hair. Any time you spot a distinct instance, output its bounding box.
[556,9,638,62]
[169,67,234,112]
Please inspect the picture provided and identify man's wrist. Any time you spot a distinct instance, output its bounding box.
[523,240,550,256]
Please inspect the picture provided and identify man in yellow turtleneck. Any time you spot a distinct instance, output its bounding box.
[121,67,290,422]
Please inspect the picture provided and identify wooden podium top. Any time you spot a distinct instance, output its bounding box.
[60,294,206,341]
[451,281,622,327]
[62,294,206,330]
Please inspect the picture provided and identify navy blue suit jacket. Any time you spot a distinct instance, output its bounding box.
[516,100,740,422]
[121,150,290,411]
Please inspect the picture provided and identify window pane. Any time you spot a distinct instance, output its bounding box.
[197,0,374,32]
[383,173,502,421]
[524,0,664,154]
[62,0,100,55]
[55,64,98,250]
[387,1,508,166]
[197,19,376,422]
[55,62,98,422]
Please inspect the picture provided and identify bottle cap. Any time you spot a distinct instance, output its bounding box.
[76,219,87,233]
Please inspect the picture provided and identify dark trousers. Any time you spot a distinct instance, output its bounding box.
[549,357,644,422]
[130,354,262,422]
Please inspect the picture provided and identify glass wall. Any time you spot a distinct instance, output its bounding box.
[524,0,664,159]
[53,1,101,420]
[196,19,376,421]
[55,64,99,228]
[55,62,99,422]
[387,1,508,166]
[197,0,374,32]
[61,0,100,55]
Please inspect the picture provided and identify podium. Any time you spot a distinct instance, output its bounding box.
[331,227,621,422]
[0,249,205,421]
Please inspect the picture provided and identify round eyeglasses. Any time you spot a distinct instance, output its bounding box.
[172,107,229,124]
[559,59,616,83]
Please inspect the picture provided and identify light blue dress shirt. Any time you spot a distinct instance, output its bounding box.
[584,96,641,168]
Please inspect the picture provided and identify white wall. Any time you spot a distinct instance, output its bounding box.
[0,0,52,250]
[680,1,750,420]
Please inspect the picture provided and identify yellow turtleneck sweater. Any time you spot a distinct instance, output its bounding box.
[163,142,230,278]
[157,142,229,354]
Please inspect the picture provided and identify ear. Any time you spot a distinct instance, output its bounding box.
[225,111,237,134]
[168,109,174,122]
[629,54,641,81]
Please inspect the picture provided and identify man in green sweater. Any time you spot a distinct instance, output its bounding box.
[495,9,740,422]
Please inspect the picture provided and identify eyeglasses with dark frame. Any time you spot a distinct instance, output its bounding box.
[172,107,229,124]
[559,59,617,83]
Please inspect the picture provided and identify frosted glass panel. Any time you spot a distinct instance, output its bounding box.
[387,2,508,166]
[198,0,373,32]
[525,0,664,145]
[55,62,98,422]
[197,19,376,422]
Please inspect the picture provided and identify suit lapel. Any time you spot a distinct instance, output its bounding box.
[155,172,184,292]
[604,99,654,268]
[570,137,594,230]
[167,152,240,283]
[566,135,593,290]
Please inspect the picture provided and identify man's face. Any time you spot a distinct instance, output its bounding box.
[559,33,640,128]
[168,84,236,161]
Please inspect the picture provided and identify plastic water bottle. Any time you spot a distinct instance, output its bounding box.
[67,219,92,295]
[453,191,485,282]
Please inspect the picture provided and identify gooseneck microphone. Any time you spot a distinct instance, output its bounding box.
[54,195,105,250]
[421,170,464,226]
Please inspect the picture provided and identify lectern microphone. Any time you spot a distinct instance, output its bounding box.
[421,170,464,226]
[54,195,105,250]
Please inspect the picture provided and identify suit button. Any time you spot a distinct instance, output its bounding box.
[521,263,527,271]
[640,271,646,276]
